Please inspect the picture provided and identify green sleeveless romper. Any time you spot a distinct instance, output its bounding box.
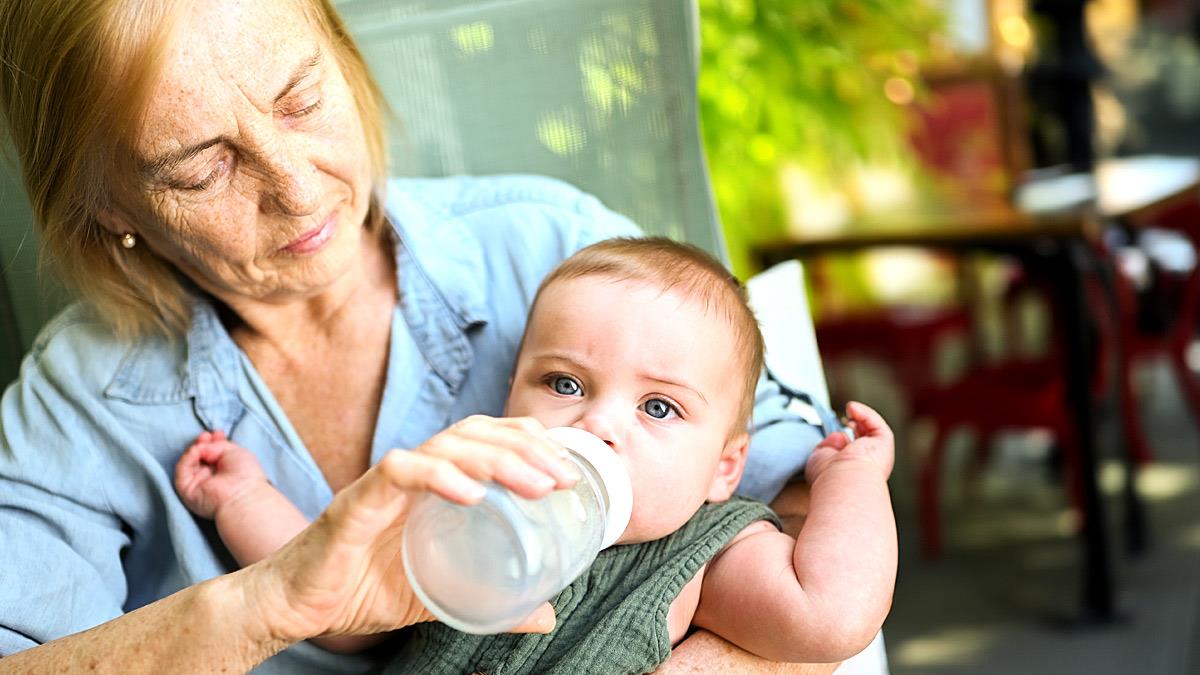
[381,496,780,675]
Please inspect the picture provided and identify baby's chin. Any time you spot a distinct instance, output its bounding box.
[614,518,689,546]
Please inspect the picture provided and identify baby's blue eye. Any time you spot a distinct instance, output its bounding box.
[642,398,673,419]
[552,376,582,396]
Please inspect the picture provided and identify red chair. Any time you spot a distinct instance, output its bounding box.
[1119,197,1200,447]
[912,254,1145,558]
[816,255,1135,559]
[815,305,974,413]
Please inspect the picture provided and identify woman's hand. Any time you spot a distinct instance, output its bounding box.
[246,415,580,643]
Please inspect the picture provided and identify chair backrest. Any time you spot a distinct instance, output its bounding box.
[746,260,831,408]
[334,0,725,254]
[0,157,61,380]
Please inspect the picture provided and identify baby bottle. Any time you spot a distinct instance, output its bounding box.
[401,426,633,634]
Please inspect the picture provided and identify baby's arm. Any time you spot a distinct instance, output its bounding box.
[175,431,310,566]
[175,432,382,654]
[691,402,897,663]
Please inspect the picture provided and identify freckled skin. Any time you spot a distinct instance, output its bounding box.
[105,0,374,306]
[98,0,394,492]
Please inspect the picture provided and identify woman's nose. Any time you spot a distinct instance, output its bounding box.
[259,147,320,217]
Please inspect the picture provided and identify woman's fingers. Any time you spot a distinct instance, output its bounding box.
[508,602,556,634]
[459,415,579,485]
[416,416,579,498]
[443,439,559,497]
[376,449,488,506]
[347,414,577,520]
[500,416,581,485]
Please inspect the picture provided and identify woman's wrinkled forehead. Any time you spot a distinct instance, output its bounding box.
[133,0,329,157]
[150,1,322,109]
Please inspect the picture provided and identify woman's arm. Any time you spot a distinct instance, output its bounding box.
[0,415,571,670]
[0,567,289,672]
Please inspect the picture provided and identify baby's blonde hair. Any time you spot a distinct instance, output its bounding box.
[530,237,765,433]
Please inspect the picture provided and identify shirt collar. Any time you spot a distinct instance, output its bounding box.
[102,293,245,431]
[384,183,489,329]
[184,297,247,431]
[105,181,492,417]
[385,184,489,391]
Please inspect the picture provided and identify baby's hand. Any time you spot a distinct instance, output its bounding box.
[804,402,895,485]
[174,430,270,519]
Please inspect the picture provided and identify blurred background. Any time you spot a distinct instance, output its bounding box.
[698,0,1200,672]
[1,0,1198,672]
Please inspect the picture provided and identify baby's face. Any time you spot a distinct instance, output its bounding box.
[506,275,748,544]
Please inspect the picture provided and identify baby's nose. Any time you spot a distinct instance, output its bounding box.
[575,411,620,450]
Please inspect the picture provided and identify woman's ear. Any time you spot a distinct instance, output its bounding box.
[706,431,749,502]
[94,181,148,237]
[95,206,136,238]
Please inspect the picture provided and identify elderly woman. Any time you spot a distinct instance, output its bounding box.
[0,0,841,671]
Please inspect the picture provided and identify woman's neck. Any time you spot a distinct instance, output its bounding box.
[221,234,396,355]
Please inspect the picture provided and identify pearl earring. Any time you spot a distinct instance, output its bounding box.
[121,233,137,249]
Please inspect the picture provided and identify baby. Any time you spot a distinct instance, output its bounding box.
[175,237,897,670]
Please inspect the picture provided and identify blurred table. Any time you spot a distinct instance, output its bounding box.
[1017,155,1200,220]
[755,154,1200,624]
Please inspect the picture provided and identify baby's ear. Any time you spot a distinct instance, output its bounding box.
[706,431,749,502]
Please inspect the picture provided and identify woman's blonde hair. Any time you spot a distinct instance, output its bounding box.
[0,0,388,340]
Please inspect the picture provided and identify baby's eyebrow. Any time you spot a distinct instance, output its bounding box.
[528,352,591,372]
[642,374,707,405]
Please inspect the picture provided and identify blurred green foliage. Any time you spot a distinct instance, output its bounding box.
[698,0,943,276]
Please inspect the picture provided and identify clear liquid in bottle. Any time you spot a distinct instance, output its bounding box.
[402,427,631,634]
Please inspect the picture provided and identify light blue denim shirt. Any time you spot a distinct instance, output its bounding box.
[0,175,821,671]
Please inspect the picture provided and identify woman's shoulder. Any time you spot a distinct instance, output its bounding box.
[387,174,641,249]
[385,175,642,316]
[18,303,181,402]
[390,173,606,214]
[24,304,127,384]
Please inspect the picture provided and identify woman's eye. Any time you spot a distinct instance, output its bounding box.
[285,99,323,118]
[178,156,229,191]
[184,171,218,191]
[551,376,582,396]
[641,398,676,420]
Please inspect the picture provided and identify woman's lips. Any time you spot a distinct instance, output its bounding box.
[280,212,337,255]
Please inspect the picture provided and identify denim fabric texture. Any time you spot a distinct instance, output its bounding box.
[0,175,817,672]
